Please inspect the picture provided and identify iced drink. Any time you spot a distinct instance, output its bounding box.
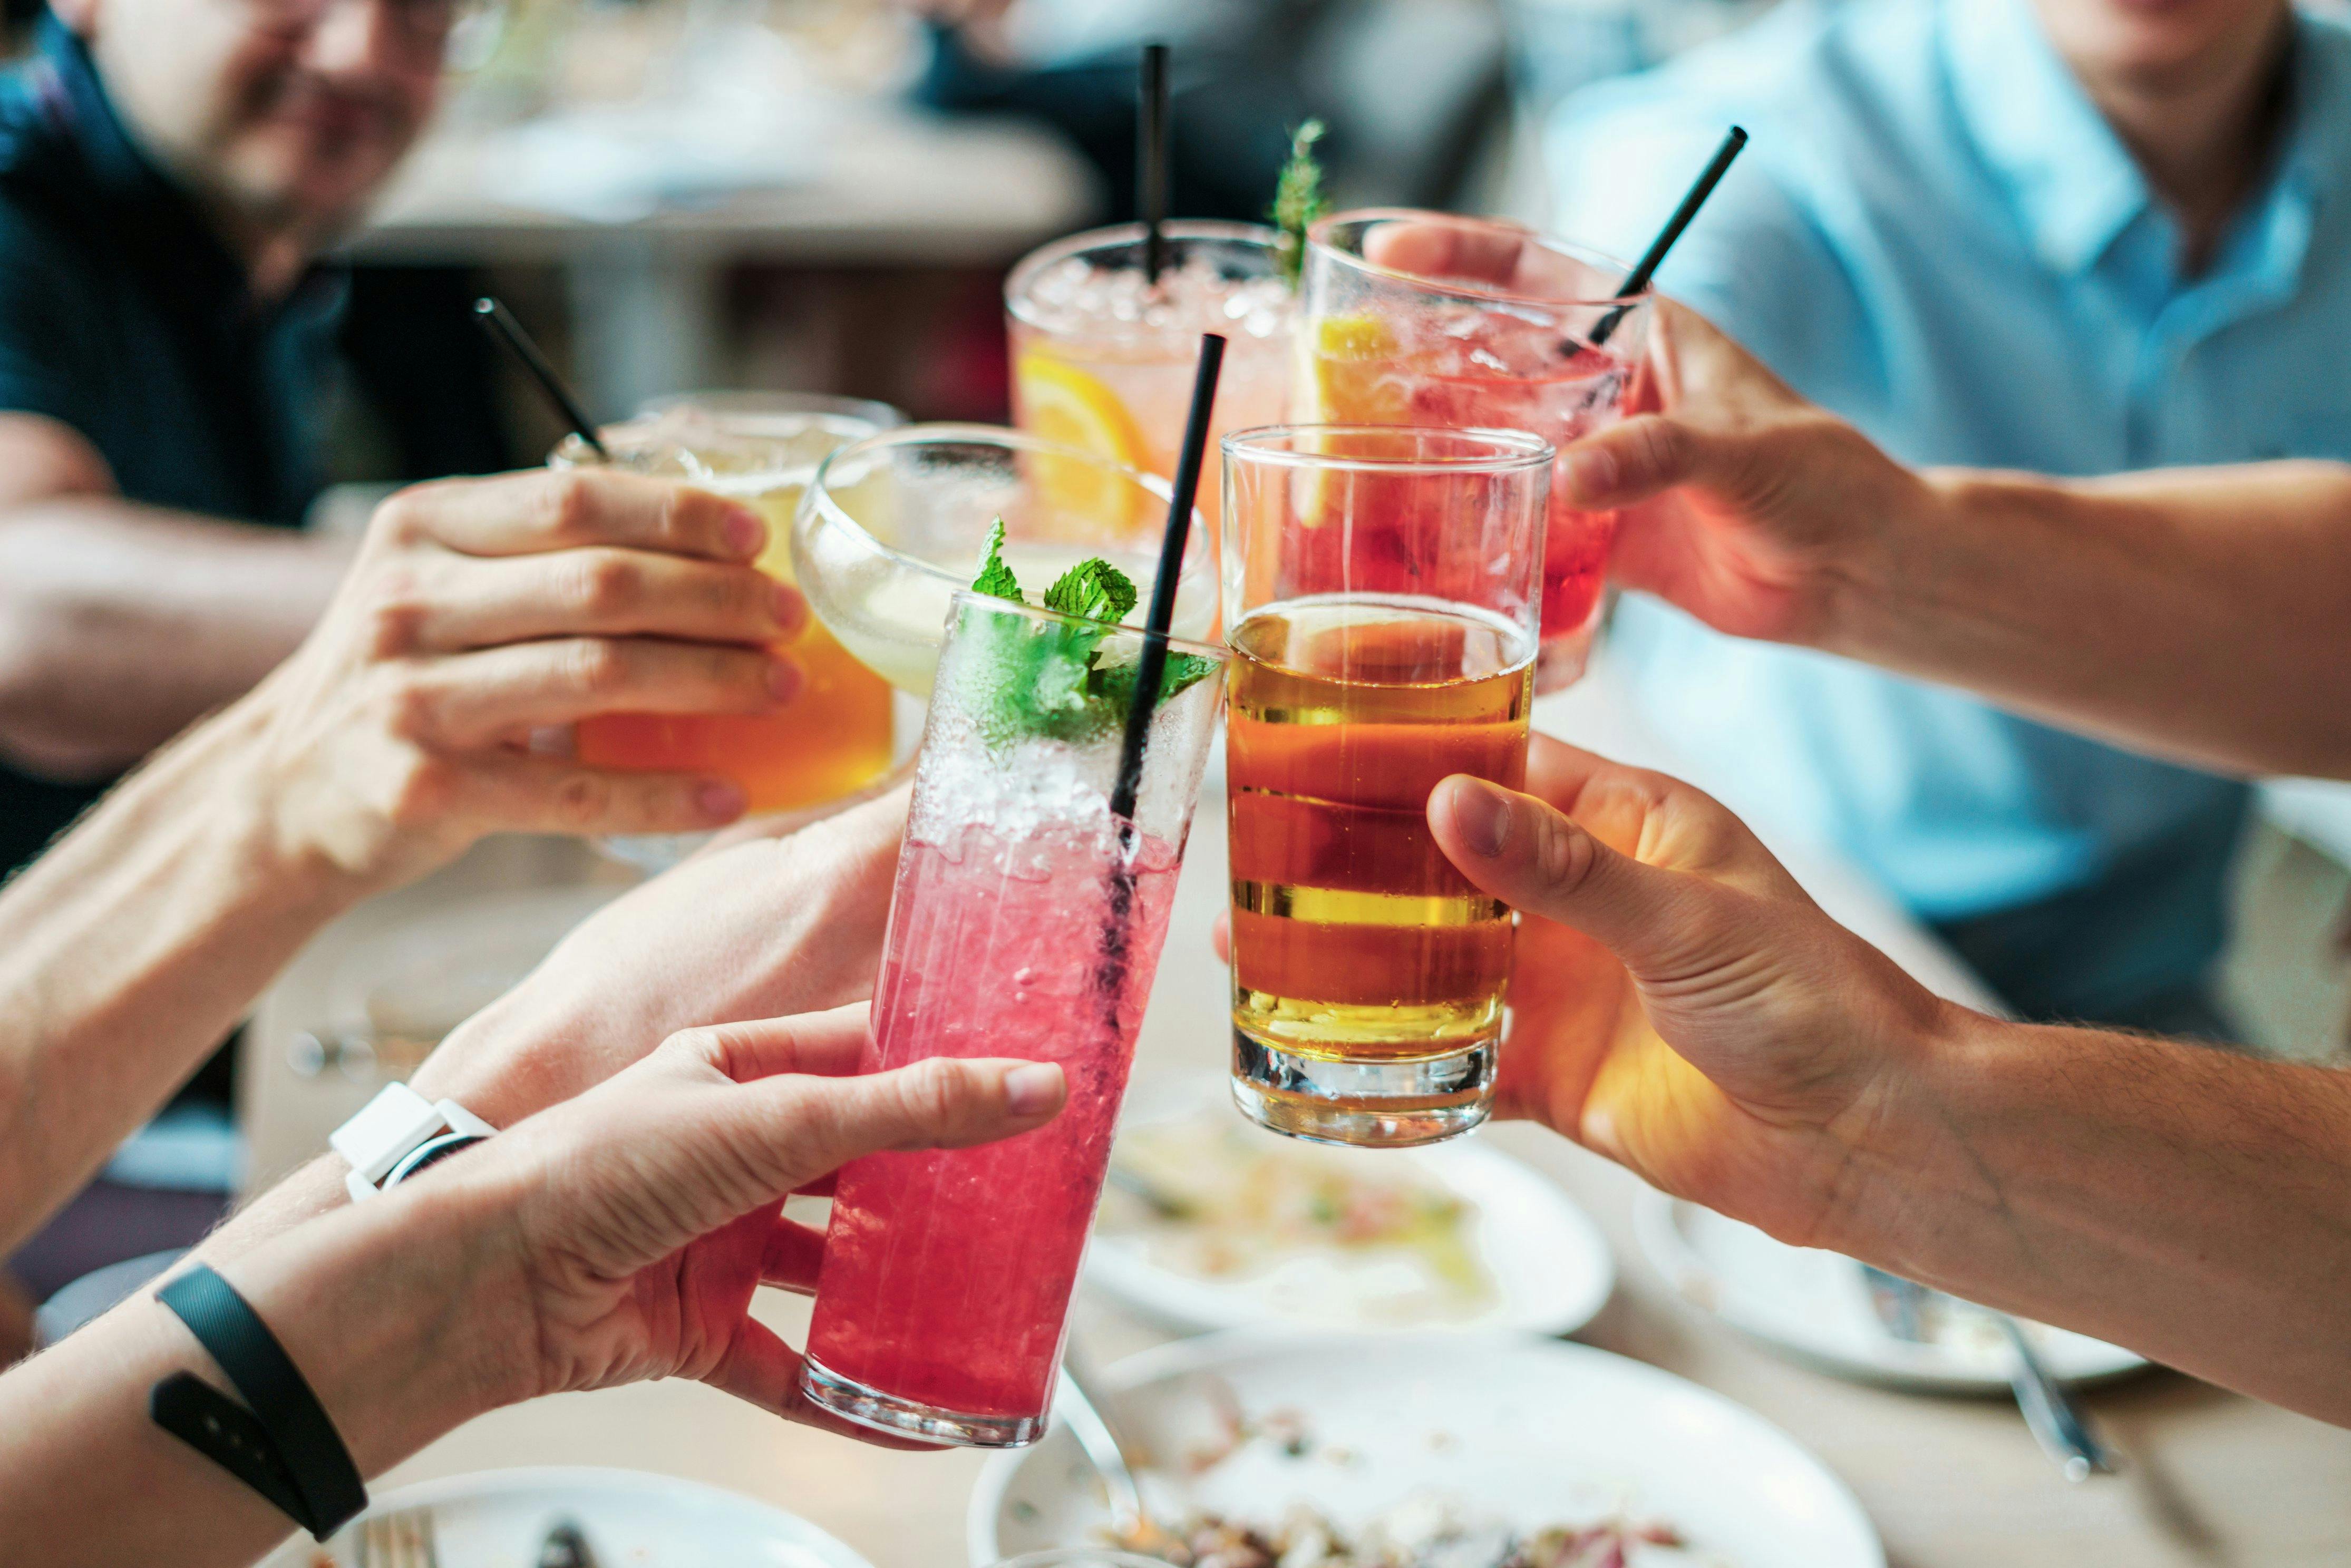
[553,400,900,866]
[802,587,1227,1446]
[1299,211,1650,691]
[1008,221,1294,538]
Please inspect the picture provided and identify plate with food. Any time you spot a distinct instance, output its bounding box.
[261,1466,873,1568]
[972,1331,1883,1568]
[1635,1191,2149,1392]
[1086,1081,1613,1337]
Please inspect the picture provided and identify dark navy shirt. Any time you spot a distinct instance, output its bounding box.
[0,15,348,877]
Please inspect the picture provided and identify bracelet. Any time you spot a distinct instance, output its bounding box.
[150,1263,368,1540]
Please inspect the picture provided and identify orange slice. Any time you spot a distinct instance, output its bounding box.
[1301,314,1409,424]
[1015,351,1148,537]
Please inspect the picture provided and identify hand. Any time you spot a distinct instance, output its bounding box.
[397,1007,1064,1431]
[241,469,805,891]
[1424,736,1959,1248]
[1559,300,1934,645]
[411,786,908,1129]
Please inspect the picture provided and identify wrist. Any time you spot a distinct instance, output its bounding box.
[210,1167,533,1470]
[1805,455,1961,658]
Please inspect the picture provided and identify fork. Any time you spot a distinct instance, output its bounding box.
[355,1507,441,1568]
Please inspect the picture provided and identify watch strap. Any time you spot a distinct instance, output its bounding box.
[153,1264,367,1539]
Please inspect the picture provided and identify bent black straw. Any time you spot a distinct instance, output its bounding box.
[472,296,608,460]
[1109,331,1224,827]
[1588,125,1748,349]
[1139,43,1171,286]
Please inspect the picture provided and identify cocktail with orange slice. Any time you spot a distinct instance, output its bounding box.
[1006,221,1295,541]
[1299,211,1653,692]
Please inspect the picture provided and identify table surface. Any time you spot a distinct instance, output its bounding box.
[247,683,2351,1568]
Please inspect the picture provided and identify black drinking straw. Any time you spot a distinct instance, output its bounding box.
[1587,125,1748,349]
[1108,330,1225,828]
[471,296,609,460]
[1139,43,1171,286]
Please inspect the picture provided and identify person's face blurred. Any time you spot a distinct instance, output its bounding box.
[60,0,444,246]
[2029,0,2290,90]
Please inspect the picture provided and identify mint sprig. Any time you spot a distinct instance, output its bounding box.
[1270,119,1329,289]
[959,519,1217,745]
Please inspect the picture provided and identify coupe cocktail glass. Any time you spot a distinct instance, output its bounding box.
[552,396,904,870]
[1007,220,1295,537]
[801,590,1228,1447]
[1222,425,1551,1147]
[1300,211,1649,691]
[793,425,1217,696]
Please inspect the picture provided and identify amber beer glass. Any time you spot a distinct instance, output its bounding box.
[1222,425,1550,1147]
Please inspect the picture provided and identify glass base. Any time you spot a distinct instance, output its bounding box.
[799,1355,1047,1449]
[592,831,713,873]
[1230,1028,1495,1147]
[1534,616,1600,694]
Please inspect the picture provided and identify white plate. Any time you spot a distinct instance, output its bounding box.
[1635,1190,2149,1393]
[973,1331,1883,1568]
[259,1465,875,1568]
[1085,1079,1614,1338]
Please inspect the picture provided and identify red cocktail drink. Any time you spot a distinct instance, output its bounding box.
[801,587,1228,1447]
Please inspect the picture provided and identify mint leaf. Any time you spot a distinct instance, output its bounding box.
[1087,649,1221,716]
[972,517,1024,603]
[1043,558,1138,626]
[1270,119,1329,289]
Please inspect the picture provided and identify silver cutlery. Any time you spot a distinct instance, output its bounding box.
[1055,1342,1150,1540]
[1859,1263,2121,1481]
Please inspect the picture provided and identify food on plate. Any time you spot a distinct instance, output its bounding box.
[1096,1114,1496,1324]
[1113,1498,1716,1568]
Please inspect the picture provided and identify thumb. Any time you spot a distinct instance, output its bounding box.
[1558,414,1745,511]
[750,1055,1068,1186]
[1427,774,1724,971]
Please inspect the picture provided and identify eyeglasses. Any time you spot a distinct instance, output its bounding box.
[245,0,504,69]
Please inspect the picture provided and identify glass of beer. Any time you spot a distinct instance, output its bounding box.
[1221,425,1551,1147]
[551,395,905,871]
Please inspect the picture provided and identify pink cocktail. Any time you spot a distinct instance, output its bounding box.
[1299,211,1652,691]
[801,589,1228,1447]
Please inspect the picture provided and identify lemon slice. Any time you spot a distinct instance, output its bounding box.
[1301,314,1409,424]
[1015,352,1148,537]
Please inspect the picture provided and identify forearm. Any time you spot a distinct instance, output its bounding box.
[0,695,366,1251]
[0,498,351,777]
[1820,461,2351,778]
[1840,1007,2351,1423]
[0,1177,513,1568]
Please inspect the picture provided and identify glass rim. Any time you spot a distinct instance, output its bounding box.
[1006,218,1283,324]
[1306,207,1649,310]
[553,402,893,478]
[1222,423,1557,475]
[804,422,1213,592]
[946,586,1228,663]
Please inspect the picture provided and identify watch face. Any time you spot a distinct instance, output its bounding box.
[386,1132,489,1189]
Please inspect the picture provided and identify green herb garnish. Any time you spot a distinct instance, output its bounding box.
[1270,119,1329,289]
[959,519,1216,745]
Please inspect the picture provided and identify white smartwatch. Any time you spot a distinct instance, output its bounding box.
[330,1084,496,1203]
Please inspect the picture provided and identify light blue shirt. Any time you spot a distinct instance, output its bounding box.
[1546,0,2351,1017]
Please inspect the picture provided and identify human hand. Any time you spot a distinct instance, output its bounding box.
[374,1007,1062,1433]
[410,786,908,1129]
[1559,300,1934,646]
[1425,736,1959,1249]
[241,469,804,891]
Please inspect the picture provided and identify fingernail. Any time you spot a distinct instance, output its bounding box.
[768,657,803,703]
[696,781,746,822]
[723,506,766,559]
[773,581,808,634]
[1451,778,1514,859]
[1562,444,1619,503]
[1004,1063,1064,1116]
